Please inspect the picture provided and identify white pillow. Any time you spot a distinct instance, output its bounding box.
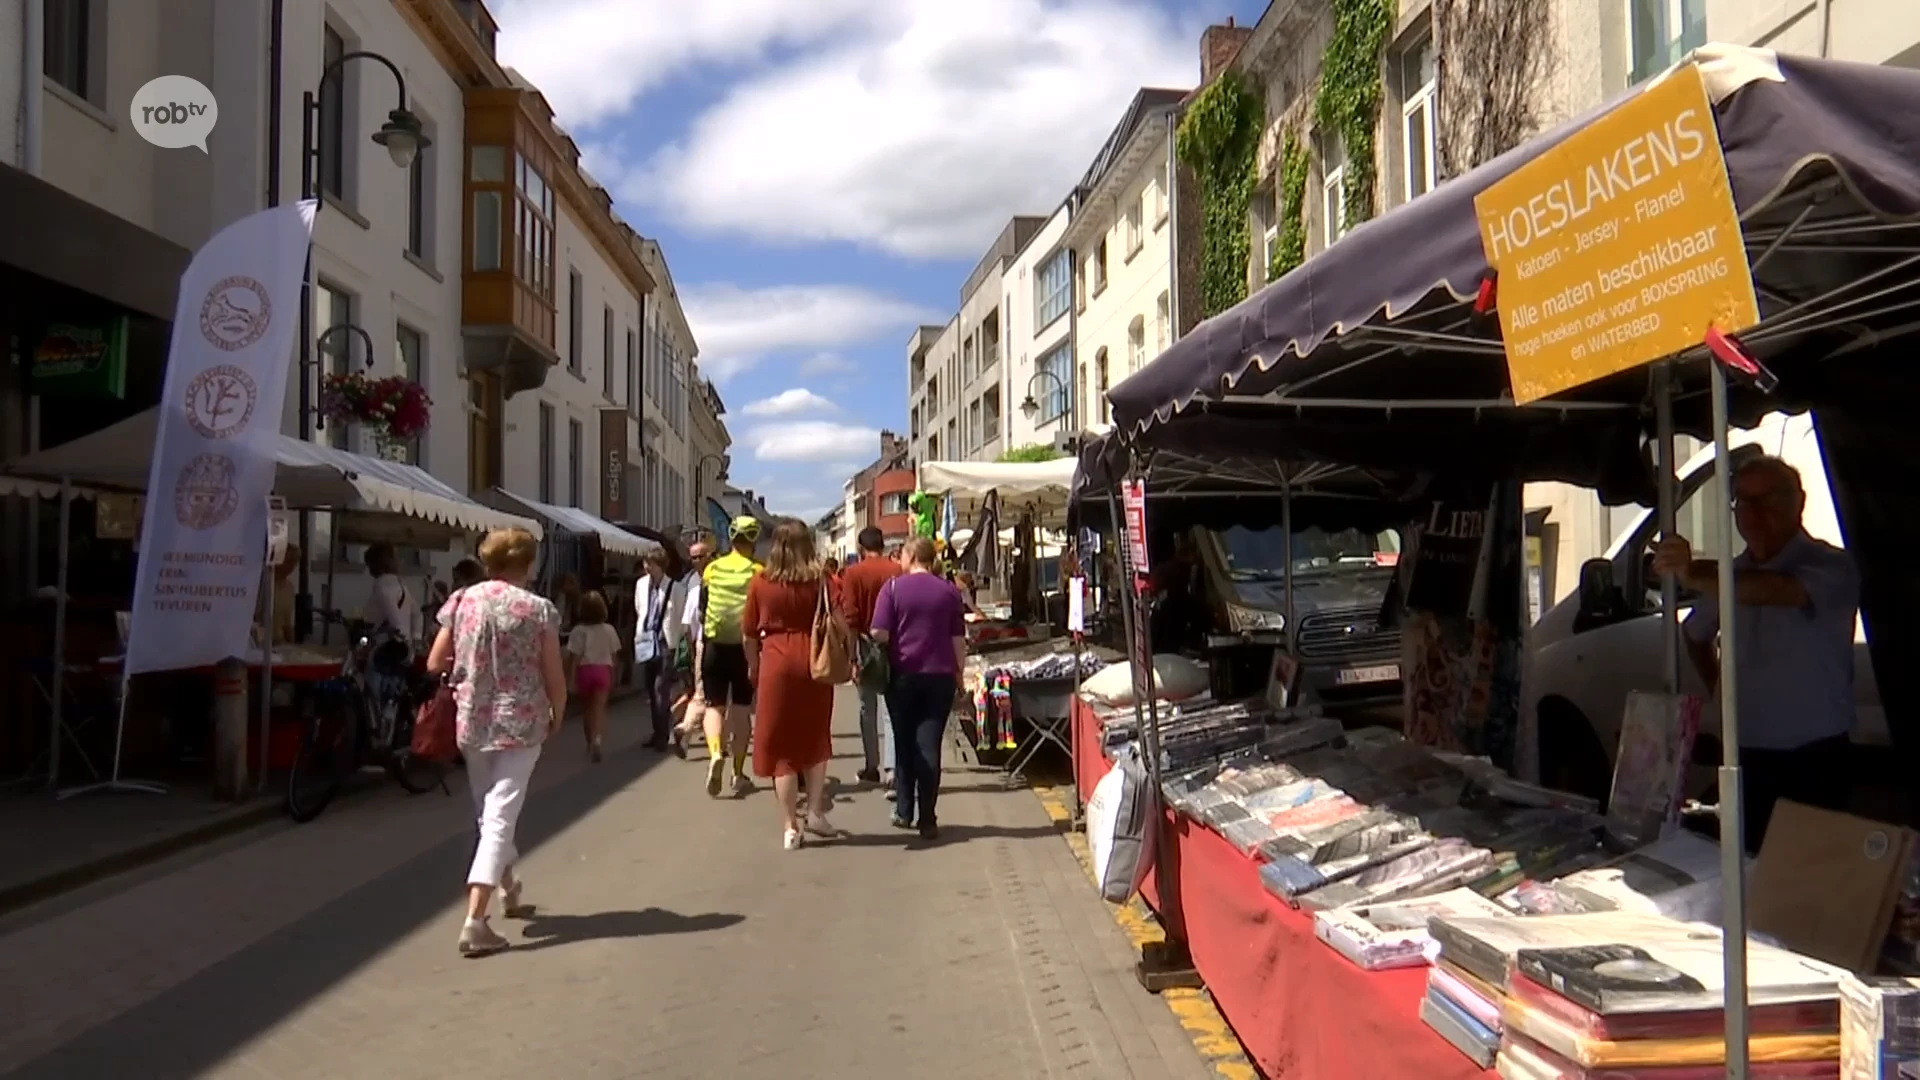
[1080,654,1208,707]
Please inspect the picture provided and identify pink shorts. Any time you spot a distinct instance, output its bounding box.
[575,663,613,696]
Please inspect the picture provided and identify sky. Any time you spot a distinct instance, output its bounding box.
[492,0,1269,521]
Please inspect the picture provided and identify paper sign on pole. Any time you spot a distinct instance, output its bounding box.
[266,496,289,566]
[124,202,316,675]
[1121,479,1149,589]
[1474,63,1759,404]
[1068,576,1085,633]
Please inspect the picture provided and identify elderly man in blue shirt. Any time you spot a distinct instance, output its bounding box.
[1652,455,1861,854]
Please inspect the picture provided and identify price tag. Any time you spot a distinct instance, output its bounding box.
[1067,576,1085,633]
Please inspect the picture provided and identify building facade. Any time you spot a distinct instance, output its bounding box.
[907,318,959,466]
[1003,201,1074,453]
[687,373,731,532]
[1065,88,1186,435]
[952,216,1044,463]
[633,236,697,531]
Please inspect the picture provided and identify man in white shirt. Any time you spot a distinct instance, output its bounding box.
[634,549,680,752]
[667,535,712,757]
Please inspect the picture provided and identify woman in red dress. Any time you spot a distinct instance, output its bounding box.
[743,518,842,850]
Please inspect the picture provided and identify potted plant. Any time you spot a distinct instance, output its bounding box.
[319,372,432,459]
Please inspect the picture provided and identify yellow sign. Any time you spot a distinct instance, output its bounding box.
[1474,63,1759,404]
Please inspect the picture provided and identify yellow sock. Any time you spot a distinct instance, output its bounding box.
[706,734,723,759]
[732,752,748,777]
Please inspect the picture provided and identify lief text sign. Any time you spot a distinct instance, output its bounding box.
[1475,62,1759,404]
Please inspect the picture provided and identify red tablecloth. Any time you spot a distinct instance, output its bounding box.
[1072,697,1493,1080]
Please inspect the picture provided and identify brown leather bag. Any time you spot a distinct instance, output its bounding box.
[809,577,853,684]
[411,590,463,763]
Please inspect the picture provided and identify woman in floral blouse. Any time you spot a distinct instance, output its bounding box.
[426,527,567,957]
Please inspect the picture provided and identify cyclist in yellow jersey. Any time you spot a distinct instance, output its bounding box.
[699,517,763,797]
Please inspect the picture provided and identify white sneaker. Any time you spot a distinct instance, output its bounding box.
[731,773,754,798]
[705,756,725,798]
[783,828,803,850]
[458,918,510,957]
[804,814,840,839]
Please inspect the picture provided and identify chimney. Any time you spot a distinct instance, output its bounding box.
[1200,18,1253,85]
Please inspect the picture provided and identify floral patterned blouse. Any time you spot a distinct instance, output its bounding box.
[440,579,560,752]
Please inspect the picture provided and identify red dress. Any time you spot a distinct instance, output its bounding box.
[742,574,839,778]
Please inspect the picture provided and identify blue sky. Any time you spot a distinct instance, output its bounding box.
[493,0,1267,519]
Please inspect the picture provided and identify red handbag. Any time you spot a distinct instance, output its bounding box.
[411,590,463,764]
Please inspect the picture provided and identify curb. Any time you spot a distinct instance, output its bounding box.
[1030,784,1259,1080]
[0,799,282,918]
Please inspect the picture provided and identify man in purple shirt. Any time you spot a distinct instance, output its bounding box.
[872,536,968,840]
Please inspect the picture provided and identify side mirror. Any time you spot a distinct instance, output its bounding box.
[1576,558,1615,617]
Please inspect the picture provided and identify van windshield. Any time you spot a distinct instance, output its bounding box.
[1217,525,1401,583]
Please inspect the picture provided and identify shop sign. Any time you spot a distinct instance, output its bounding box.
[599,408,628,523]
[1121,478,1149,589]
[1474,63,1759,404]
[30,317,130,399]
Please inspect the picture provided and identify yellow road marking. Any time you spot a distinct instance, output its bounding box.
[1030,785,1257,1080]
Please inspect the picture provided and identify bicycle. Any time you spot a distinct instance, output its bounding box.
[285,609,450,822]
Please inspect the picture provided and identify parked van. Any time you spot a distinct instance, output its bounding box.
[1523,411,1884,798]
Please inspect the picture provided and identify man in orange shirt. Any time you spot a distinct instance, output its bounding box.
[840,526,902,785]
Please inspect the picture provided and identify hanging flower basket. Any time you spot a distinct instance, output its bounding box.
[319,372,432,456]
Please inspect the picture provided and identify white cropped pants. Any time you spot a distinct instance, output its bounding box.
[465,745,541,888]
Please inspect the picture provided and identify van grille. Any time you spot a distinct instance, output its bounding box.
[1296,605,1399,662]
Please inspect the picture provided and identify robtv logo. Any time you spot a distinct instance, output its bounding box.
[130,76,219,152]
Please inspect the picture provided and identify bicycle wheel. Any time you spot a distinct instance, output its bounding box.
[388,748,446,794]
[286,700,355,822]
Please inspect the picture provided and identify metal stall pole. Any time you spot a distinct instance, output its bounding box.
[46,479,72,790]
[1709,360,1749,1079]
[1282,477,1296,666]
[259,568,275,795]
[1654,364,1681,692]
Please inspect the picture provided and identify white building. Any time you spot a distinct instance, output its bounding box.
[634,236,696,530]
[1065,88,1185,434]
[1003,200,1074,451]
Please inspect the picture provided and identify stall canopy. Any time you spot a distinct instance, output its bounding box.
[484,488,657,558]
[2,406,540,538]
[919,458,1078,524]
[1107,46,1920,503]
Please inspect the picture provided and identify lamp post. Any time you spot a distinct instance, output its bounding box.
[1019,368,1076,433]
[294,50,428,640]
[693,452,728,533]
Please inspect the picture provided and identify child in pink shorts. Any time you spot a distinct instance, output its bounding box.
[565,591,622,762]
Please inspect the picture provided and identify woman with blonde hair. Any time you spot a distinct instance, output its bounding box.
[742,517,843,849]
[426,526,567,956]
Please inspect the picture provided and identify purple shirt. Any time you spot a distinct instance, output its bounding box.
[872,571,966,676]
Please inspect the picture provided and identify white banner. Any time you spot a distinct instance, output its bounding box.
[124,202,316,674]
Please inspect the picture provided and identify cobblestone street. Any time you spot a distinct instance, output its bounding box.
[0,689,1213,1079]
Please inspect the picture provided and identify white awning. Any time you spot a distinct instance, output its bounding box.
[485,489,657,558]
[917,459,1078,500]
[2,407,540,537]
[0,476,99,501]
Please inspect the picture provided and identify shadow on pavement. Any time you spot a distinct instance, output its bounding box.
[828,822,1062,848]
[6,743,685,1079]
[513,907,744,953]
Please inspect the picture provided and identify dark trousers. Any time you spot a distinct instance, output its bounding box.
[887,672,957,828]
[1738,733,1851,855]
[640,657,673,743]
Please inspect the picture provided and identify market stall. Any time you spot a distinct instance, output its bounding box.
[1078,45,1920,1079]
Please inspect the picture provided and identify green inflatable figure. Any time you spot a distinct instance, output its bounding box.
[907,490,938,540]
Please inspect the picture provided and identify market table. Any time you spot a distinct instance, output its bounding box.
[1071,696,1492,1080]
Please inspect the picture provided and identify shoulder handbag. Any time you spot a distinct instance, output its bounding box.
[857,577,895,691]
[411,588,463,764]
[809,576,854,684]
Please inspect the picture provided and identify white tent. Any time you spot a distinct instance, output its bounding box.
[485,488,658,558]
[917,458,1077,527]
[3,407,540,538]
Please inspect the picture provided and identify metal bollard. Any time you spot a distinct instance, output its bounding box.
[212,658,250,800]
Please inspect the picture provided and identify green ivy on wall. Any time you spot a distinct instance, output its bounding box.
[1314,0,1394,231]
[1269,132,1310,281]
[1176,70,1264,319]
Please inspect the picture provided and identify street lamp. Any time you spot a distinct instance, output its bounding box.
[294,51,429,640]
[1020,368,1074,429]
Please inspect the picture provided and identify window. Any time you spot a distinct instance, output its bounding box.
[44,0,94,102]
[1090,238,1109,296]
[968,399,983,452]
[537,403,555,502]
[983,385,1002,445]
[1124,199,1144,259]
[513,154,556,298]
[407,116,435,259]
[1095,347,1111,425]
[1127,316,1146,374]
[602,305,615,398]
[1400,34,1438,201]
[1630,0,1706,85]
[468,370,501,492]
[470,146,506,272]
[1036,341,1074,425]
[1152,169,1170,226]
[1156,292,1170,354]
[962,335,976,387]
[626,328,638,418]
[1322,136,1349,246]
[315,282,354,449]
[567,268,583,375]
[319,25,350,201]
[567,418,583,508]
[1035,249,1072,328]
[396,324,425,465]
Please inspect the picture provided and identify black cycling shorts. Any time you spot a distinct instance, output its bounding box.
[699,642,754,708]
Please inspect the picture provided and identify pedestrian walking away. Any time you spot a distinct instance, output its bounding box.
[701,517,763,798]
[632,548,683,753]
[566,590,621,763]
[669,533,713,757]
[872,536,967,840]
[425,527,567,957]
[743,518,843,849]
[840,525,902,788]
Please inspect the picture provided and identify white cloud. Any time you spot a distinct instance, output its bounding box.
[799,353,857,377]
[502,0,1202,259]
[742,388,837,417]
[746,420,879,463]
[678,283,936,380]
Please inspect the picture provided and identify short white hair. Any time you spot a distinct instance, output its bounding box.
[1736,455,1803,494]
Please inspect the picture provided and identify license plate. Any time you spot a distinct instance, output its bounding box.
[1335,664,1399,685]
